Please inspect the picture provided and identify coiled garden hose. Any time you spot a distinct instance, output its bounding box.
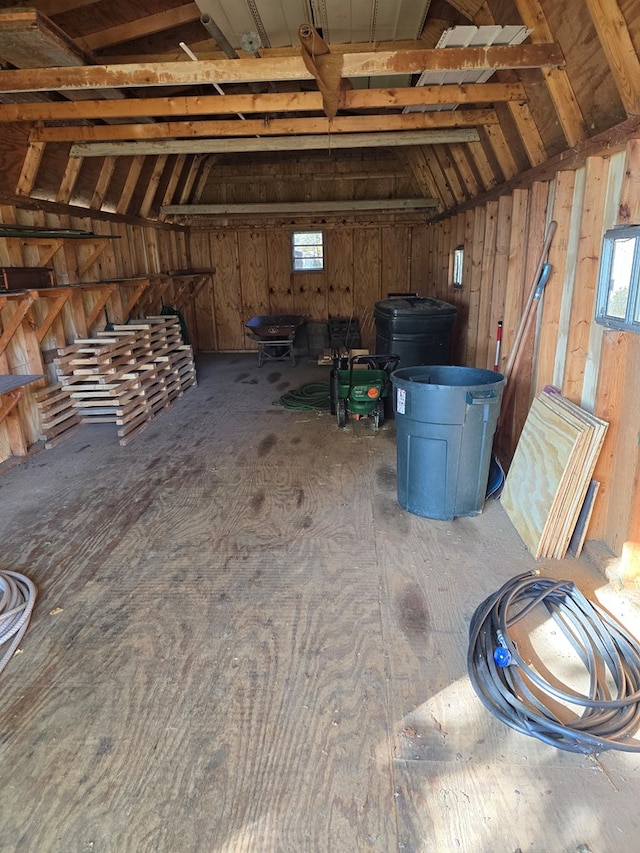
[467,571,640,754]
[279,382,331,411]
[0,570,37,677]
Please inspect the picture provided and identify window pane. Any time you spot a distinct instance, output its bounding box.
[606,237,634,319]
[292,231,323,271]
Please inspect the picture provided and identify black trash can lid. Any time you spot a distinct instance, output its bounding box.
[374,296,456,317]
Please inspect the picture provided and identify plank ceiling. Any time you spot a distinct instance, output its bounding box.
[0,0,637,224]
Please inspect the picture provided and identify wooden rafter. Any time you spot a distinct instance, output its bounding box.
[161,155,187,207]
[161,199,439,216]
[0,82,528,123]
[56,156,83,203]
[16,140,46,196]
[116,156,145,215]
[513,0,587,147]
[69,130,480,157]
[0,45,565,93]
[178,155,203,205]
[90,156,117,209]
[31,110,500,144]
[78,3,201,52]
[584,0,640,116]
[139,155,169,219]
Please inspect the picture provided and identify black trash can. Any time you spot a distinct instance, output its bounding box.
[391,365,505,520]
[374,296,456,368]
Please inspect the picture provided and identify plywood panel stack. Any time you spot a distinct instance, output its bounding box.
[500,387,608,559]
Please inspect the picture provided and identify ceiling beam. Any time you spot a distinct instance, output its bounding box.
[0,44,564,93]
[70,129,481,157]
[32,109,498,143]
[0,82,526,123]
[161,199,440,216]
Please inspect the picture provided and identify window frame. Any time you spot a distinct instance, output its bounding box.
[291,230,325,272]
[452,244,464,289]
[595,226,640,332]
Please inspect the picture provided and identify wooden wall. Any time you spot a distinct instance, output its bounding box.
[421,139,640,562]
[0,204,197,465]
[188,223,432,353]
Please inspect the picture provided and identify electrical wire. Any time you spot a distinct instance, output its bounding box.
[279,382,331,411]
[0,570,37,677]
[467,571,640,754]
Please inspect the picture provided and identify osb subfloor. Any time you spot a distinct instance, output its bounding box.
[1,353,639,853]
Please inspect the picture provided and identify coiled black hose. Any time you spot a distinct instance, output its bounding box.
[467,571,640,754]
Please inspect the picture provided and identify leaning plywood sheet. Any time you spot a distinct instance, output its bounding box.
[501,395,584,557]
[539,390,608,558]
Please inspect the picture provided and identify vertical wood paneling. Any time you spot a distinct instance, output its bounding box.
[535,170,576,392]
[293,271,327,320]
[326,228,354,318]
[266,231,293,314]
[465,207,486,366]
[353,228,381,351]
[488,195,513,371]
[562,156,610,403]
[189,230,216,351]
[409,225,429,294]
[476,200,498,369]
[210,231,243,350]
[238,231,270,328]
[511,181,550,439]
[381,226,410,297]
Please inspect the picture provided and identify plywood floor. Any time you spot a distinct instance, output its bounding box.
[1,353,639,853]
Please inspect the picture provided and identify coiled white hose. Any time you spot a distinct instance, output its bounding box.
[0,570,37,676]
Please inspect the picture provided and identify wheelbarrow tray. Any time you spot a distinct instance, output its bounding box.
[245,314,305,340]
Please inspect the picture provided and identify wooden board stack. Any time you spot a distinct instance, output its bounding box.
[52,315,196,446]
[35,384,82,448]
[500,387,608,560]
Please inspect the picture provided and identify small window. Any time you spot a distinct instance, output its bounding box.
[452,245,464,289]
[596,227,640,332]
[292,230,324,271]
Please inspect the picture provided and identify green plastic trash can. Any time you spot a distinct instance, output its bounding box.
[391,366,505,520]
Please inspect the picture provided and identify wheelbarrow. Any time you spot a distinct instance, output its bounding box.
[245,315,305,367]
[333,354,399,429]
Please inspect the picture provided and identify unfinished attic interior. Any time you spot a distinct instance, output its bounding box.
[2,0,640,849]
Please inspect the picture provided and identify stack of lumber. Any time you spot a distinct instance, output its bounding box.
[500,387,608,559]
[52,315,196,446]
[35,384,82,448]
